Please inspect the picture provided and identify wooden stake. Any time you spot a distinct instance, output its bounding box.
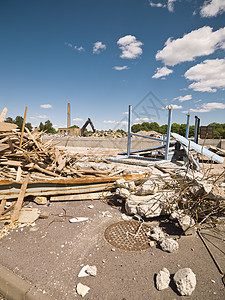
[0,199,6,215]
[19,106,28,148]
[11,173,30,222]
[0,107,7,122]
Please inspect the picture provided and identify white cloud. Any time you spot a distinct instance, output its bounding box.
[149,1,165,8]
[166,104,183,109]
[122,111,128,115]
[30,115,48,120]
[152,66,173,78]
[156,26,225,66]
[184,58,225,92]
[134,117,153,122]
[65,42,73,48]
[168,0,176,12]
[73,118,83,122]
[173,95,192,102]
[74,45,84,52]
[93,41,106,54]
[103,120,128,124]
[40,104,53,109]
[188,102,225,112]
[113,66,129,71]
[200,0,225,17]
[117,35,143,59]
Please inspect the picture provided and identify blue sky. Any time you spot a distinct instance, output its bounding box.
[1,0,225,131]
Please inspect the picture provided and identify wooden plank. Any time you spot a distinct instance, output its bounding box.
[0,107,7,122]
[0,122,18,132]
[25,126,42,150]
[50,191,112,201]
[16,166,22,182]
[19,106,28,148]
[0,199,6,215]
[0,144,9,152]
[11,173,30,222]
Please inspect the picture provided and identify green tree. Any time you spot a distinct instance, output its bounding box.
[41,120,56,133]
[159,124,168,134]
[39,122,44,131]
[179,124,187,137]
[131,124,142,133]
[5,117,14,123]
[171,123,180,134]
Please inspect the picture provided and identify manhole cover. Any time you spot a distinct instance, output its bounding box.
[104,220,151,251]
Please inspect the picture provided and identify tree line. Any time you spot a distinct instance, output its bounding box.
[5,116,225,138]
[131,121,225,138]
[5,116,56,133]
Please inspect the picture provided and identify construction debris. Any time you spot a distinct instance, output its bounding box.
[159,238,179,253]
[173,268,196,296]
[76,283,90,297]
[156,268,170,290]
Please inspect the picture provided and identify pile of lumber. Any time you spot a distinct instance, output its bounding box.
[0,124,117,182]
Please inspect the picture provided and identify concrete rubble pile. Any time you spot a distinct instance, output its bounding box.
[114,165,225,233]
[90,129,127,138]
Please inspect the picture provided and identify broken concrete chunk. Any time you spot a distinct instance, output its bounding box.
[125,194,162,218]
[128,181,135,191]
[136,180,158,196]
[33,196,47,205]
[190,181,225,201]
[76,283,90,297]
[178,215,195,234]
[39,211,50,219]
[169,210,184,221]
[69,217,88,223]
[148,226,165,242]
[116,188,130,198]
[156,268,170,290]
[86,265,97,276]
[173,268,196,296]
[17,208,40,224]
[137,201,162,218]
[160,238,179,253]
[115,178,129,189]
[78,265,89,278]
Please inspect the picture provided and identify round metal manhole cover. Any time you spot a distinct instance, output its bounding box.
[104,220,151,251]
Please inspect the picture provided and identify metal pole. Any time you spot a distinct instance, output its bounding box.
[194,116,200,144]
[164,106,172,160]
[127,105,132,157]
[185,112,190,139]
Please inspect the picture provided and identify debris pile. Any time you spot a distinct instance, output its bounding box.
[114,164,225,230]
[156,267,196,296]
[90,129,127,138]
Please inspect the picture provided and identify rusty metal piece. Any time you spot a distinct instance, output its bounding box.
[104,220,151,251]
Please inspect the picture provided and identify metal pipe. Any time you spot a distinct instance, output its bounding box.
[131,133,164,142]
[185,112,190,139]
[127,105,132,157]
[164,106,172,160]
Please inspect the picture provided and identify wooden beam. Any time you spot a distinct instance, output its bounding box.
[50,191,112,201]
[0,122,18,132]
[19,106,28,148]
[11,173,30,222]
[0,199,6,215]
[0,107,7,122]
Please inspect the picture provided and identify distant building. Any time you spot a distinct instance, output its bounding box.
[58,127,81,136]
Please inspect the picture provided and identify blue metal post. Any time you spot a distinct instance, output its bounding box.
[164,106,172,160]
[185,112,190,139]
[127,105,132,157]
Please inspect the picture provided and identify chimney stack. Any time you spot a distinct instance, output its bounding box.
[67,103,71,128]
